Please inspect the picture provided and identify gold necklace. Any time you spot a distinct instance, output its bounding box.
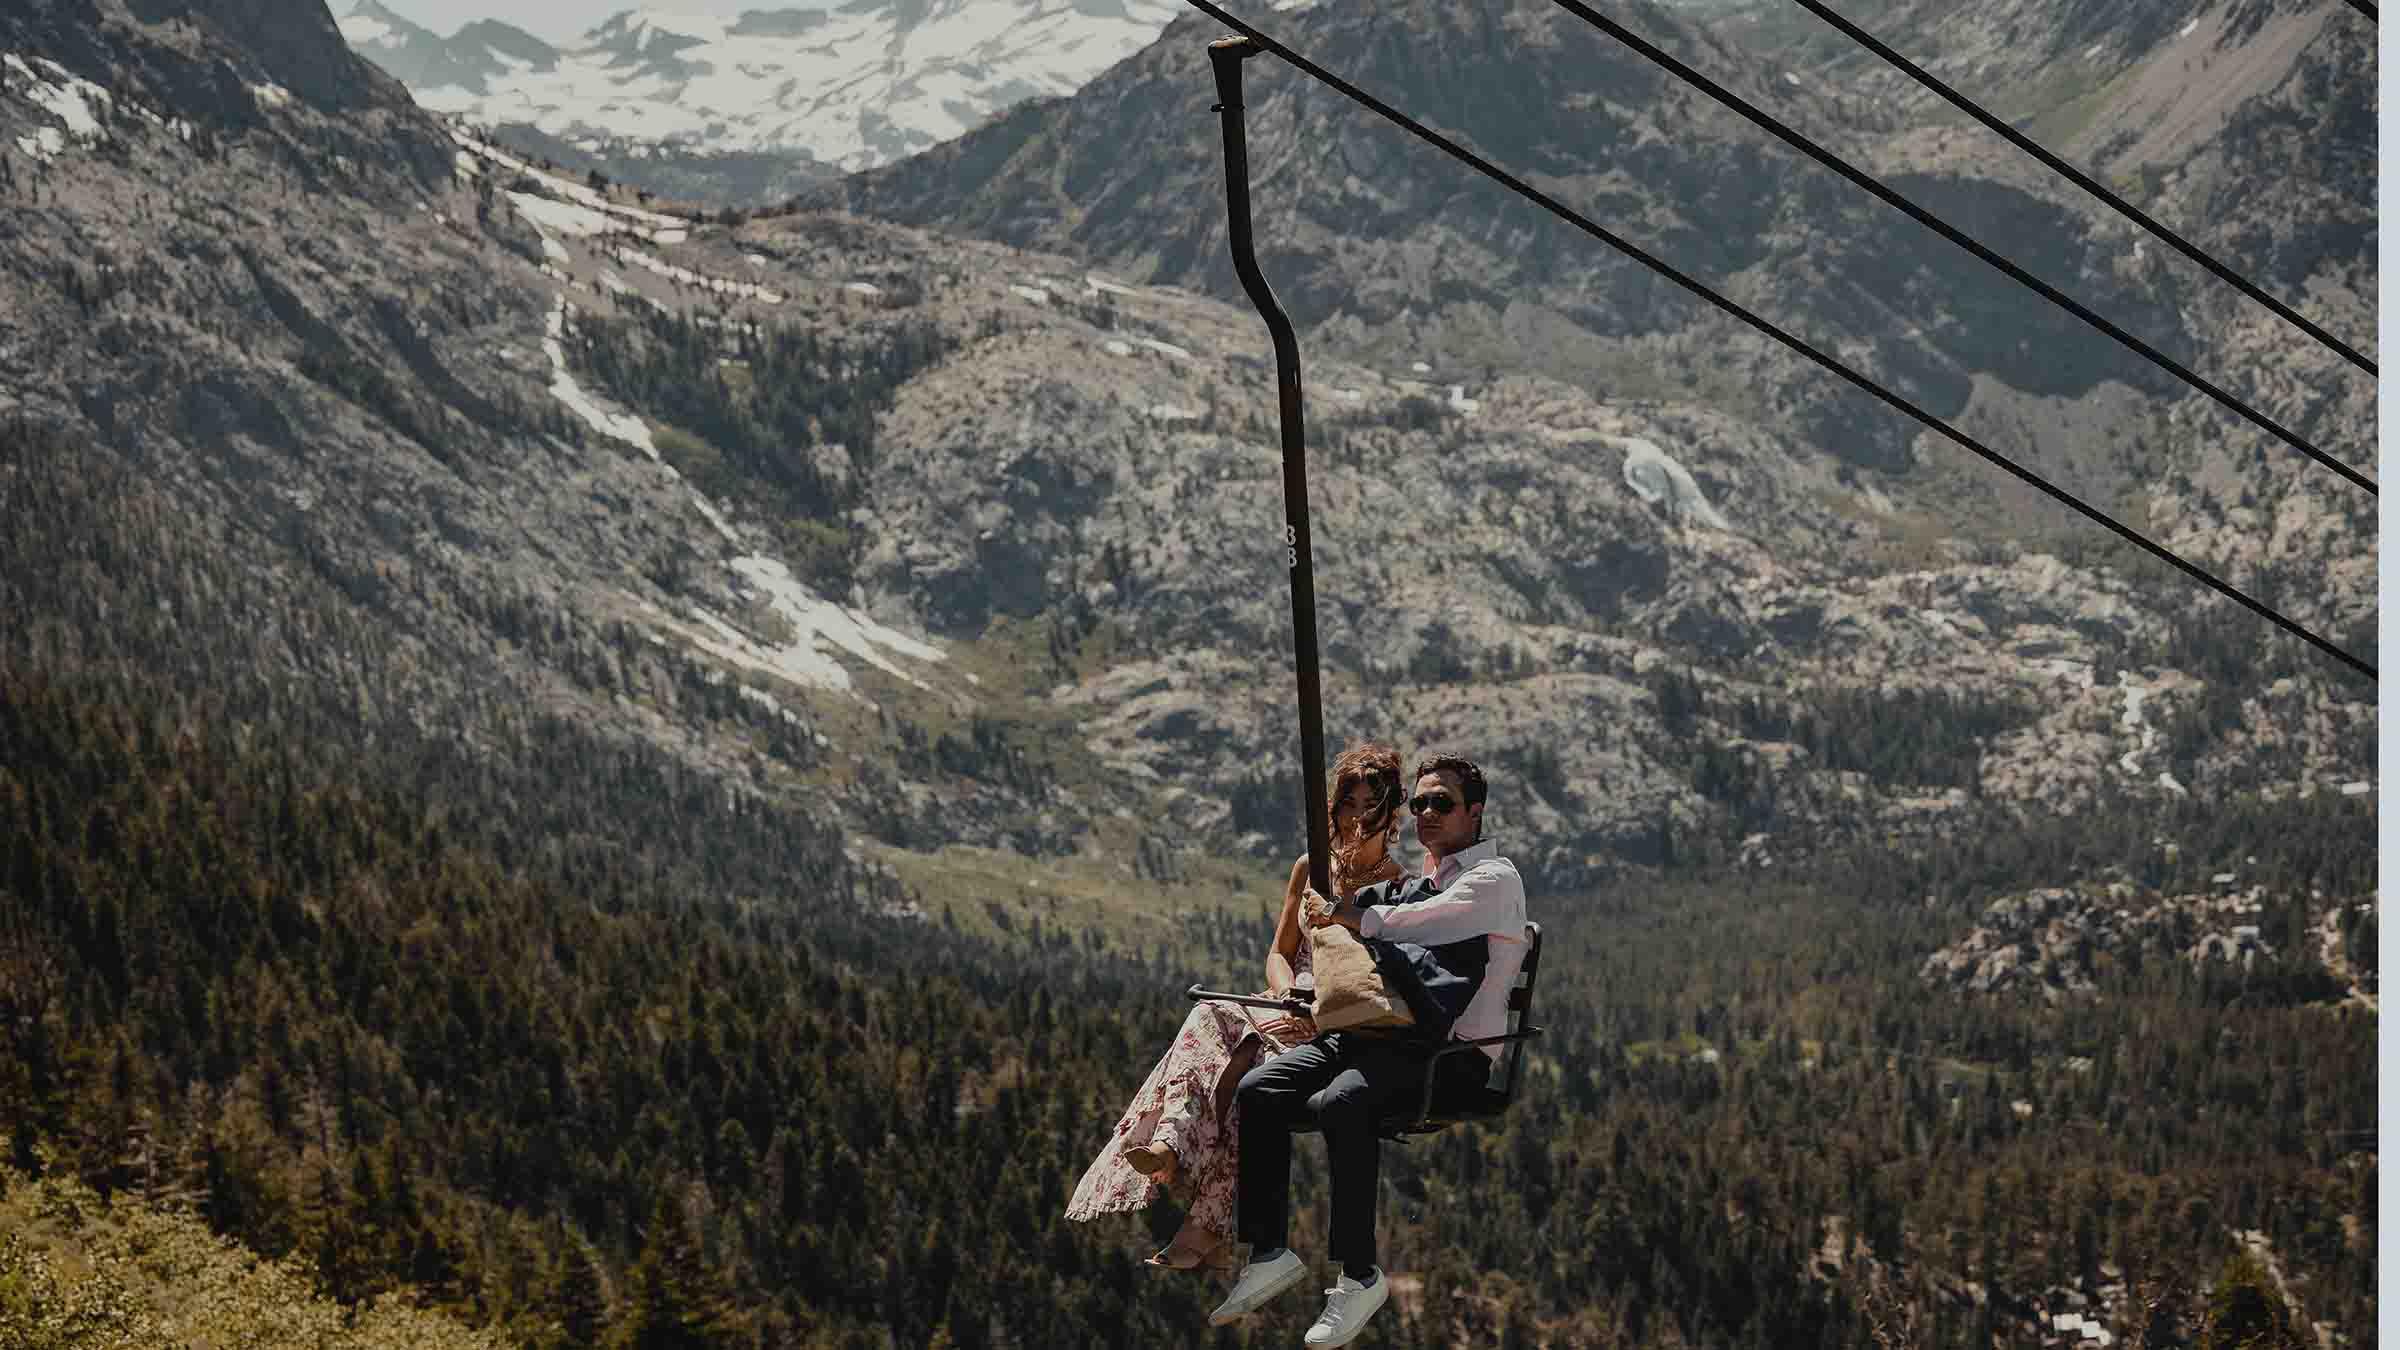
[1330,829,1394,897]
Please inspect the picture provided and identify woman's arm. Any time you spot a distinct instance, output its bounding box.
[1265,856,1307,993]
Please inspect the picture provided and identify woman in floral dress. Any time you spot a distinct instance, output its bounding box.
[1065,743,1407,1270]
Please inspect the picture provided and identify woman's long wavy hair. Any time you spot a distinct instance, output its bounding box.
[1328,742,1404,866]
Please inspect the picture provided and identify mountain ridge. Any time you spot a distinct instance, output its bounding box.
[339,0,1188,198]
[821,0,2204,480]
[821,0,2372,620]
[3,0,450,182]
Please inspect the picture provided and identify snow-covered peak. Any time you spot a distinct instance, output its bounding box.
[340,2,559,92]
[337,0,428,49]
[582,9,729,61]
[348,0,1184,173]
[454,20,561,71]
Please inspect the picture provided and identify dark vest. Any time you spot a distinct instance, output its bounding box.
[1352,875,1490,1041]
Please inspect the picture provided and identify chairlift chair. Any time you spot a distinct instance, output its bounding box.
[1179,35,1545,1139]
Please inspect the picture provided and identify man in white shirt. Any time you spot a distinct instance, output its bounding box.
[1209,754,1530,1348]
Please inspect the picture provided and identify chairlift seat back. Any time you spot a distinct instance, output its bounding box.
[1287,920,1543,1140]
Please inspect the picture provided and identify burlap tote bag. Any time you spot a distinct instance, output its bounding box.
[1304,902,1414,1033]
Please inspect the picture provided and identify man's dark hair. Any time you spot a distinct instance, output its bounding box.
[1413,753,1488,808]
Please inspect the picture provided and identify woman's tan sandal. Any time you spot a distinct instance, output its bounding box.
[1122,1141,1178,1184]
[1144,1232,1232,1272]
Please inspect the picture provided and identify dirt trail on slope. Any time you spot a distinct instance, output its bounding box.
[2311,903,2376,1013]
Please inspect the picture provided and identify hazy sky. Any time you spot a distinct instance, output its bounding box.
[362,0,833,45]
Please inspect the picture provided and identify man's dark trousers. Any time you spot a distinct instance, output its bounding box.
[1235,1030,1488,1271]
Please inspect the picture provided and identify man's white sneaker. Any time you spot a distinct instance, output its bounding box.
[1303,1268,1388,1348]
[1206,1249,1308,1326]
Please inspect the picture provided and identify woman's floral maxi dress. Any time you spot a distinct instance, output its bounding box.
[1064,853,1392,1252]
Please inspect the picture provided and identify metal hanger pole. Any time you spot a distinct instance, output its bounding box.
[1208,37,1330,899]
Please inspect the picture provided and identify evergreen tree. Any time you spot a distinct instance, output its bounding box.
[2199,1252,2306,1350]
[613,1191,735,1350]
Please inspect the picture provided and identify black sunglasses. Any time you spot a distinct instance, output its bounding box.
[1408,792,1457,817]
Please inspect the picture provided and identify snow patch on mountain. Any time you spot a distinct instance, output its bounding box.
[542,298,657,455]
[668,557,946,699]
[610,245,786,303]
[508,190,620,238]
[5,53,113,162]
[338,13,399,46]
[454,127,687,231]
[1618,437,1732,530]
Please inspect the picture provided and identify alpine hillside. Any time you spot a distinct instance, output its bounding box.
[2,0,2374,972]
[0,0,2374,1344]
[823,0,2375,644]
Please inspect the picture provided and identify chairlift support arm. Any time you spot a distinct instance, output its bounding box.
[1209,36,1332,901]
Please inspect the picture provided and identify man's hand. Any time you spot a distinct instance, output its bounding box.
[1256,1013,1317,1044]
[1304,887,1362,932]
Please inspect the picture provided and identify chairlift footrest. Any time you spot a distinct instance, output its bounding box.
[1186,984,1313,1016]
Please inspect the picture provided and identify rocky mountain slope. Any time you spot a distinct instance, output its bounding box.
[821,0,2375,636]
[1759,0,2378,649]
[339,0,1185,201]
[2,0,2374,903]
